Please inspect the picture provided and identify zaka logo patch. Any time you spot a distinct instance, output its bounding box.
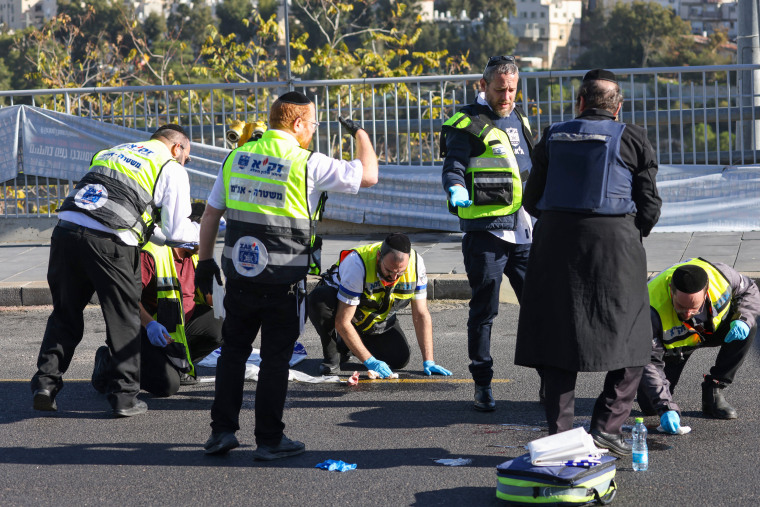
[232,235,268,277]
[75,184,108,210]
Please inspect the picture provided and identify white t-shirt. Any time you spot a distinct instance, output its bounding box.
[327,250,428,306]
[59,157,199,247]
[207,129,363,212]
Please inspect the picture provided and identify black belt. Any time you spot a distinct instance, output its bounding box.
[57,220,118,240]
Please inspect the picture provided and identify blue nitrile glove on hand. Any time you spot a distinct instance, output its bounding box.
[448,186,472,208]
[195,258,222,296]
[146,321,170,347]
[424,360,452,376]
[725,320,750,343]
[363,356,393,378]
[660,410,681,434]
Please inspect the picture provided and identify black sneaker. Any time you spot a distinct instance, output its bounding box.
[113,400,148,418]
[180,373,198,386]
[318,363,339,375]
[204,431,240,455]
[91,346,110,393]
[252,436,305,461]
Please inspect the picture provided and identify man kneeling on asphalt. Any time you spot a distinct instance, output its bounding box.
[308,233,452,379]
[638,259,760,433]
[92,204,223,397]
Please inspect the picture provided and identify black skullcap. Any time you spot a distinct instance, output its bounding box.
[583,69,618,84]
[672,264,708,294]
[154,123,187,136]
[276,91,312,105]
[384,233,411,254]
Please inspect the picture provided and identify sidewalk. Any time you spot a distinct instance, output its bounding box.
[1,230,759,306]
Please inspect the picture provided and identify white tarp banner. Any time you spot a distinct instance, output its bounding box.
[4,105,760,231]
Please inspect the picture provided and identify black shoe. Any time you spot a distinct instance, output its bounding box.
[591,429,632,457]
[204,431,240,455]
[113,400,148,418]
[91,346,110,394]
[318,363,339,375]
[474,384,496,412]
[33,388,57,412]
[252,435,306,461]
[180,373,198,386]
[702,380,737,419]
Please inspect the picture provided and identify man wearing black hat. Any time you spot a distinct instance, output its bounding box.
[31,124,200,418]
[308,233,452,378]
[639,259,760,431]
[441,55,535,411]
[195,91,379,460]
[514,69,662,457]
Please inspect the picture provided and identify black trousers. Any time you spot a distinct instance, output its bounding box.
[31,224,141,410]
[462,231,530,386]
[665,318,756,391]
[307,284,411,369]
[140,305,223,397]
[543,365,643,435]
[210,279,303,446]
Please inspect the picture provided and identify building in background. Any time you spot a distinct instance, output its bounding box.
[0,0,56,30]
[509,0,583,69]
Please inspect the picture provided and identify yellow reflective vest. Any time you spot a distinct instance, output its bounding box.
[337,242,418,335]
[142,242,205,376]
[648,258,733,350]
[221,130,325,284]
[442,111,528,220]
[59,139,175,245]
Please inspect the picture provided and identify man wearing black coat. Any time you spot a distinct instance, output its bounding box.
[514,69,662,457]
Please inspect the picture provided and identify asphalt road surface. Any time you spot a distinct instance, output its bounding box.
[1,301,759,506]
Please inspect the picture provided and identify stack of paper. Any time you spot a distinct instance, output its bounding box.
[527,427,606,466]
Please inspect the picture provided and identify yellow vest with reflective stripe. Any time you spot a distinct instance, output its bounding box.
[339,242,418,335]
[221,130,315,284]
[59,139,173,245]
[648,258,732,350]
[443,111,525,219]
[142,242,194,376]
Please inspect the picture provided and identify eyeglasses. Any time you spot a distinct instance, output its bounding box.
[175,144,191,165]
[483,55,516,74]
[301,118,320,128]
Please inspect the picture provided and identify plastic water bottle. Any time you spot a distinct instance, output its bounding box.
[631,417,649,471]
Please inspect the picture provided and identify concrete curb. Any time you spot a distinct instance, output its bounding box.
[4,274,760,308]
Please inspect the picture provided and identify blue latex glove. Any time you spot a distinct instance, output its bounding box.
[363,356,393,378]
[725,320,750,343]
[424,360,452,376]
[315,459,357,472]
[448,186,472,208]
[146,320,170,347]
[660,410,681,434]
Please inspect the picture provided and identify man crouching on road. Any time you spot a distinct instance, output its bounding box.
[308,233,452,379]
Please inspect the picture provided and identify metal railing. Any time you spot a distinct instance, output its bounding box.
[2,64,760,218]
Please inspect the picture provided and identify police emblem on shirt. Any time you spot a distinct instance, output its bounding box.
[232,235,268,277]
[505,127,525,155]
[74,184,108,210]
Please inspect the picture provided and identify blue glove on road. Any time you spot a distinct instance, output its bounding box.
[448,186,472,208]
[423,360,452,376]
[146,321,170,347]
[660,410,681,434]
[363,356,393,378]
[724,320,750,343]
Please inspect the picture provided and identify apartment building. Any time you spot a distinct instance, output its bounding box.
[509,0,583,69]
[0,0,55,30]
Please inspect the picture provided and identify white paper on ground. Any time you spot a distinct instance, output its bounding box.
[656,425,692,435]
[212,279,225,319]
[196,345,307,368]
[241,364,340,383]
